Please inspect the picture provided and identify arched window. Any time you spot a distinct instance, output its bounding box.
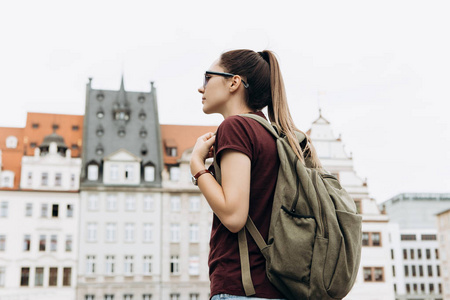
[144,163,155,182]
[6,136,18,149]
[87,163,99,181]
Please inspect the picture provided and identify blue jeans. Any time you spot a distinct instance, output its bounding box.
[211,294,286,300]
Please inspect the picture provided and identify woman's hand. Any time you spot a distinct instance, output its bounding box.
[190,132,216,175]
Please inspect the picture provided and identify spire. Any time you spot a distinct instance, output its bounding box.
[117,74,128,107]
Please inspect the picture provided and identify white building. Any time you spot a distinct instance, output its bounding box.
[308,112,395,300]
[0,133,80,300]
[436,208,450,300]
[381,193,450,300]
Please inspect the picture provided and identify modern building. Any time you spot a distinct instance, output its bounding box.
[308,112,395,300]
[381,193,450,300]
[0,131,81,300]
[436,208,450,300]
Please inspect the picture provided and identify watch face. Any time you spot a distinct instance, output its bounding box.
[191,176,197,185]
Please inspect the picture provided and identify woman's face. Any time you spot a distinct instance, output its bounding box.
[198,60,231,115]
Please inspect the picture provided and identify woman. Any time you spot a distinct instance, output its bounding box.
[190,49,320,300]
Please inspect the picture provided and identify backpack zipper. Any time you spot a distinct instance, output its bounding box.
[290,156,300,213]
[312,169,328,239]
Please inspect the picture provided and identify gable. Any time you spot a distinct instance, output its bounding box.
[103,148,142,162]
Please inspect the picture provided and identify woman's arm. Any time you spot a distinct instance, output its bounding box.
[190,132,251,233]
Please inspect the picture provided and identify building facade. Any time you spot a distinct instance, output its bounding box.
[437,208,450,300]
[0,131,81,300]
[308,112,395,300]
[381,193,450,300]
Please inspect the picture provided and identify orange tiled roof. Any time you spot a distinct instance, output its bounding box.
[160,124,218,165]
[23,112,84,157]
[0,127,24,190]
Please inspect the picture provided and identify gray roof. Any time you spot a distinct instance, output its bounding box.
[81,76,163,187]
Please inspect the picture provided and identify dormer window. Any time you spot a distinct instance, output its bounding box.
[138,95,145,103]
[87,164,99,181]
[141,144,148,156]
[118,127,126,137]
[0,171,14,188]
[95,144,104,155]
[96,93,104,101]
[114,110,130,121]
[6,136,18,149]
[97,108,104,119]
[166,147,177,157]
[139,110,146,120]
[139,128,147,138]
[96,125,104,136]
[144,164,155,182]
[32,123,39,129]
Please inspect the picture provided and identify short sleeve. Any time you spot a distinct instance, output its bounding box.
[214,116,254,165]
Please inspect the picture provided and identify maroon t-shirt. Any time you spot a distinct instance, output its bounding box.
[208,111,284,298]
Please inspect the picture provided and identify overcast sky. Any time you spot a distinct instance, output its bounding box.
[1,0,449,204]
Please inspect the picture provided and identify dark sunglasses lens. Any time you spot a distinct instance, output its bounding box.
[203,75,209,87]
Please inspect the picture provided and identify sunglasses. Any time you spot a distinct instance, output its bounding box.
[203,71,249,89]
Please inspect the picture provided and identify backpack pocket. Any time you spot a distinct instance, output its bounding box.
[264,206,316,284]
[323,210,362,298]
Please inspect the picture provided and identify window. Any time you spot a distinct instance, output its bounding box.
[0,172,14,188]
[362,232,381,247]
[30,142,37,148]
[143,195,154,211]
[72,125,79,131]
[418,249,422,259]
[170,255,180,275]
[66,235,73,252]
[26,203,33,217]
[403,249,408,259]
[421,283,425,292]
[439,283,442,294]
[86,256,95,275]
[105,295,114,300]
[428,265,433,276]
[190,294,199,300]
[125,195,136,211]
[143,223,153,242]
[39,235,46,251]
[85,295,95,300]
[391,249,394,260]
[413,283,417,293]
[105,256,115,275]
[426,249,431,259]
[20,267,30,286]
[41,172,48,186]
[166,147,177,157]
[401,234,416,241]
[110,165,119,180]
[421,234,437,241]
[143,256,152,275]
[189,256,200,275]
[392,265,395,277]
[144,166,155,182]
[87,223,97,242]
[125,165,134,180]
[406,283,411,294]
[106,223,116,242]
[87,165,99,181]
[124,295,133,300]
[27,172,32,186]
[6,136,18,148]
[88,195,99,211]
[50,235,57,251]
[0,267,5,286]
[143,295,152,300]
[49,267,58,286]
[23,235,31,251]
[0,235,5,251]
[410,249,414,259]
[52,124,59,130]
[52,204,59,217]
[32,123,39,128]
[35,267,44,286]
[67,204,74,217]
[1,202,8,217]
[124,256,133,275]
[189,196,200,212]
[419,265,423,276]
[437,265,441,276]
[70,174,76,187]
[41,203,48,217]
[190,224,199,243]
[429,283,434,293]
[125,223,135,242]
[404,265,409,277]
[169,166,180,181]
[171,223,180,242]
[55,173,62,186]
[106,194,117,211]
[63,267,71,286]
[412,265,416,277]
[170,294,180,300]
[170,196,180,212]
[435,249,439,259]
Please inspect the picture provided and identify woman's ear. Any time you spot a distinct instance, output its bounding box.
[229,75,242,92]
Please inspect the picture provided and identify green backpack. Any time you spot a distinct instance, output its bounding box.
[212,114,362,300]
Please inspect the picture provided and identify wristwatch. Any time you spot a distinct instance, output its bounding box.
[191,169,213,186]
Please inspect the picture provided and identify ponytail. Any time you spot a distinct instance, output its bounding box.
[219,49,322,168]
[262,50,322,168]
